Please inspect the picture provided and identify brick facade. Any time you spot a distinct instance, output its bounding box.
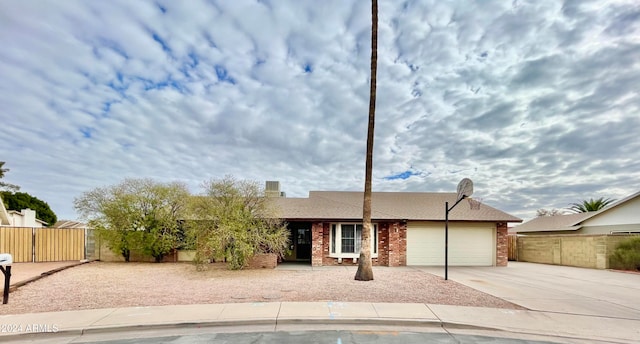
[388,221,407,266]
[307,220,506,267]
[311,222,324,267]
[496,222,508,266]
[310,221,407,267]
[246,253,278,269]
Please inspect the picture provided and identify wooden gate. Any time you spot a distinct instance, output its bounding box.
[0,227,85,262]
[508,234,518,261]
[34,228,85,262]
[0,227,33,262]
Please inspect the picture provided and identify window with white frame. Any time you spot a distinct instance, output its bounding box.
[330,223,378,257]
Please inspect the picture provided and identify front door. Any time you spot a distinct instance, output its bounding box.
[295,227,311,260]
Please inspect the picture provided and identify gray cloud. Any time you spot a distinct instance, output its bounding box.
[0,0,639,223]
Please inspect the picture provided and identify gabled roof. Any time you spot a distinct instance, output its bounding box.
[53,220,87,228]
[272,191,521,222]
[512,212,592,233]
[513,190,640,233]
[576,190,640,223]
[7,210,48,226]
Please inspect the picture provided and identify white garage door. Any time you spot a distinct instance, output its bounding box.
[407,221,495,266]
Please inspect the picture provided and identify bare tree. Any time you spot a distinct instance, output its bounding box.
[535,208,566,217]
[355,0,377,281]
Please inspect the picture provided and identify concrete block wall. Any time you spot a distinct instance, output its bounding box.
[517,234,639,269]
[517,236,557,265]
[97,246,177,262]
[560,236,596,268]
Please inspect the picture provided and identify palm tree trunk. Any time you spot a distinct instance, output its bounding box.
[355,0,377,281]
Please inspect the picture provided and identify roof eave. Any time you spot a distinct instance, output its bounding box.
[515,225,583,233]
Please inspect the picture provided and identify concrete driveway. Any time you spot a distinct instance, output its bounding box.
[417,262,640,320]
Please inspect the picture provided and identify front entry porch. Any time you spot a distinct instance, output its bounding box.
[282,222,312,263]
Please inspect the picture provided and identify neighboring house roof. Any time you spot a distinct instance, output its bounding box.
[53,220,87,228]
[512,212,592,233]
[576,190,640,224]
[513,190,640,233]
[7,209,48,226]
[272,191,522,223]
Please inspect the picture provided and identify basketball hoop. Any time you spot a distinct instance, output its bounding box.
[445,178,474,281]
[468,197,482,210]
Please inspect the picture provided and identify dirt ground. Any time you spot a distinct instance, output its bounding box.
[1,261,524,314]
[5,261,84,289]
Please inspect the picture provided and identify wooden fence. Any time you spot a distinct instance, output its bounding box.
[0,227,32,262]
[507,234,518,261]
[0,227,86,262]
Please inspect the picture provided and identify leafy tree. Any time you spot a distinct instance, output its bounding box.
[355,0,377,282]
[185,176,289,270]
[74,178,190,262]
[568,197,615,213]
[536,208,566,217]
[0,161,20,191]
[1,191,57,225]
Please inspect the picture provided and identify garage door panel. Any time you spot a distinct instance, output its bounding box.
[407,222,495,266]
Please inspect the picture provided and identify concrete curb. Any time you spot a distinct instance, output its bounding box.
[7,317,622,344]
[0,318,504,341]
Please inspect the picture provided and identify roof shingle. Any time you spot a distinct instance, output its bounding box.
[271,191,521,222]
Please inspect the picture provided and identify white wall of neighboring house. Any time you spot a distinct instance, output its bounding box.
[7,208,45,227]
[583,196,640,226]
[576,195,640,234]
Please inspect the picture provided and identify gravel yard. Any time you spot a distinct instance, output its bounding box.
[1,262,523,314]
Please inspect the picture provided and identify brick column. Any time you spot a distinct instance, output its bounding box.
[496,222,508,266]
[321,223,333,266]
[387,221,407,266]
[398,221,407,266]
[311,222,324,267]
[377,223,389,266]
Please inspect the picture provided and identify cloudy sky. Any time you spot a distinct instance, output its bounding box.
[1,0,639,222]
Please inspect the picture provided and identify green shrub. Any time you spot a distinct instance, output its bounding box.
[609,237,640,271]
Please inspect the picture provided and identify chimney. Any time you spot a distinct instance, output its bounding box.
[265,181,284,198]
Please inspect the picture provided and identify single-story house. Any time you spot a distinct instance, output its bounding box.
[0,196,46,227]
[0,197,8,226]
[512,190,640,235]
[271,190,522,267]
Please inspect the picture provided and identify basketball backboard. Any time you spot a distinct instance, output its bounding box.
[456,178,473,202]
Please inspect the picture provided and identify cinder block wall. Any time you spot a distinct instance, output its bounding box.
[517,234,639,269]
[96,241,177,262]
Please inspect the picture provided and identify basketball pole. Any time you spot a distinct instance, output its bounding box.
[445,196,466,281]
